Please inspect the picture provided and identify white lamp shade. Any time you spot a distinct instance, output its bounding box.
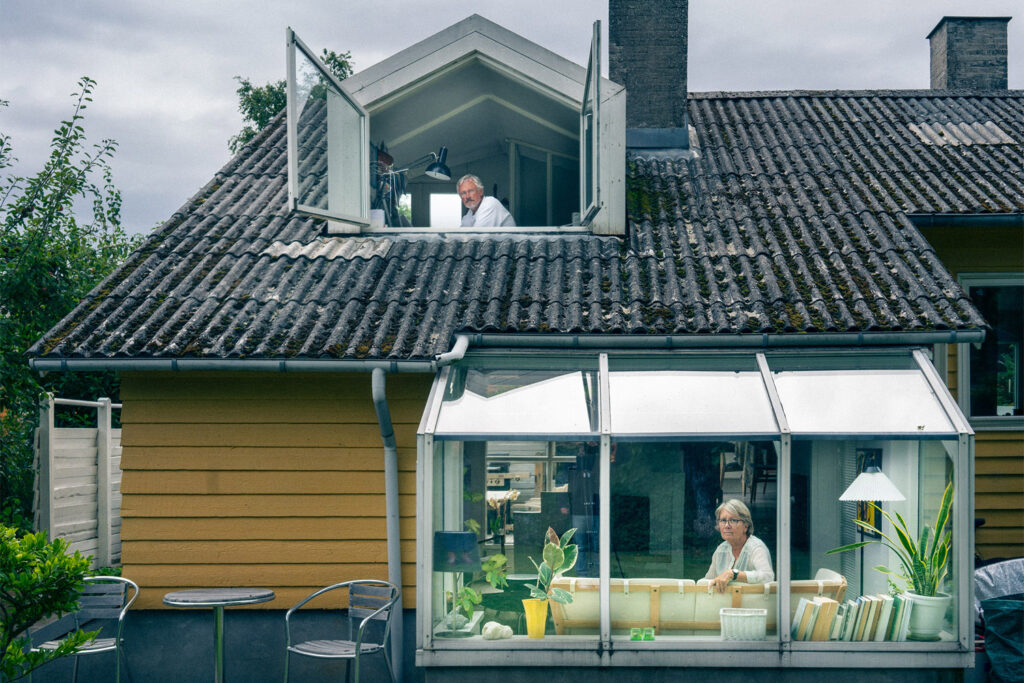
[839,470,905,502]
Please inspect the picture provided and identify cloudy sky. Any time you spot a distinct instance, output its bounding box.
[2,1,1021,235]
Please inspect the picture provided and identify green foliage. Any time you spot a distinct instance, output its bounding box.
[528,527,578,605]
[228,48,353,154]
[482,553,508,591]
[0,525,95,681]
[827,482,954,597]
[451,584,481,621]
[0,79,138,528]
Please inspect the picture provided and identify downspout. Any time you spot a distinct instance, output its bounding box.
[372,367,403,679]
[435,334,469,366]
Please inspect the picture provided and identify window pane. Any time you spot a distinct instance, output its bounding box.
[968,283,1023,417]
[790,439,957,643]
[606,441,779,641]
[772,369,956,436]
[609,371,777,436]
[432,440,599,639]
[435,368,598,437]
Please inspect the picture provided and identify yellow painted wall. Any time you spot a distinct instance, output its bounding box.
[119,371,432,609]
[921,222,1024,561]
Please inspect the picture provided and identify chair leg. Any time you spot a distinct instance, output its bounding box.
[384,649,397,683]
[72,654,80,683]
[345,657,353,683]
[283,650,289,683]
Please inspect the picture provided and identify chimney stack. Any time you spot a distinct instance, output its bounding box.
[928,17,1011,90]
[609,0,690,149]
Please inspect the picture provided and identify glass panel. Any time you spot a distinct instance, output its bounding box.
[790,439,958,643]
[967,281,1023,417]
[772,369,956,436]
[608,368,777,436]
[609,441,780,641]
[288,30,368,224]
[579,20,599,225]
[435,367,598,437]
[431,440,599,639]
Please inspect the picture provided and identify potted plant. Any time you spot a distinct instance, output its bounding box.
[828,482,953,640]
[523,527,578,638]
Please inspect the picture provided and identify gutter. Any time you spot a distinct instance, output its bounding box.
[371,368,403,679]
[28,358,438,373]
[462,329,986,348]
[28,329,983,375]
[28,334,473,374]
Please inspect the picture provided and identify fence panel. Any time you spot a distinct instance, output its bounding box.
[33,396,122,568]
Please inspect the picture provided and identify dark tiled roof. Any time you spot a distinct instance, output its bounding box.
[32,90,1021,363]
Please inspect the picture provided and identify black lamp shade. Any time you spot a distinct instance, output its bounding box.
[433,530,480,572]
[425,146,451,180]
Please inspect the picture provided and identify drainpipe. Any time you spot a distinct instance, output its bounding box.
[435,334,469,366]
[372,367,403,679]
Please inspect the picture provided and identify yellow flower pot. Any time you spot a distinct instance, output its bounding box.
[522,598,549,638]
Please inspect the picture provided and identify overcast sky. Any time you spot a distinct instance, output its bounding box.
[2,1,1021,235]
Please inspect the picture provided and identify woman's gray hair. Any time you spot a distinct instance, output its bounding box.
[715,498,754,536]
[457,174,484,190]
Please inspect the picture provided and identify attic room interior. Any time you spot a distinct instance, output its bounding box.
[287,19,624,235]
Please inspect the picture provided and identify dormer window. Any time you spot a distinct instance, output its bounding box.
[285,17,625,235]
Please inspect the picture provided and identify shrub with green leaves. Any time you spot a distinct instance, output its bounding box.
[0,525,94,681]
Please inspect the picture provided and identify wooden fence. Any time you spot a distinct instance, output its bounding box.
[33,395,122,568]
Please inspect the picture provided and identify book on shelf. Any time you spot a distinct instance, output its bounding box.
[792,598,810,640]
[894,593,914,641]
[873,594,895,641]
[853,596,870,641]
[841,599,860,641]
[829,602,848,641]
[811,597,838,641]
[793,598,819,641]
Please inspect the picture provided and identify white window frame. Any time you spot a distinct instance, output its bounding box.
[416,348,974,669]
[286,28,370,229]
[957,272,1024,429]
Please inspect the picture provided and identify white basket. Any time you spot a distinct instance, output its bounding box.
[720,607,767,640]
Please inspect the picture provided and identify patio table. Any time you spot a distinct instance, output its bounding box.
[163,587,275,682]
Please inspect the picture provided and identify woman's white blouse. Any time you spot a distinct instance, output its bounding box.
[703,534,775,584]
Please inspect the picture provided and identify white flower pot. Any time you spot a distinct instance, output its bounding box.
[906,591,952,641]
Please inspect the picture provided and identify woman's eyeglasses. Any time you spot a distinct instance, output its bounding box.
[718,518,743,526]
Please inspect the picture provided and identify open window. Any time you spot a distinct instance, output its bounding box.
[286,17,625,234]
[286,28,369,230]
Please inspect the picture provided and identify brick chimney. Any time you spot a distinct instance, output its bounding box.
[928,17,1011,89]
[609,0,690,149]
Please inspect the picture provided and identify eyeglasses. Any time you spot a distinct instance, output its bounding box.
[718,518,743,526]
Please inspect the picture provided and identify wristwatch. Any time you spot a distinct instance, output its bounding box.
[732,569,739,580]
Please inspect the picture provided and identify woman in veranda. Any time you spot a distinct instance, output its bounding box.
[704,498,775,593]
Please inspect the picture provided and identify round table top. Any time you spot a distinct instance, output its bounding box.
[163,587,276,607]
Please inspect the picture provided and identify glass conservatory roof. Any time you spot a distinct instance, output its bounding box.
[425,350,968,440]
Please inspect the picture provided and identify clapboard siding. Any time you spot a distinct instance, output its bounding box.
[920,224,1024,564]
[120,447,416,471]
[974,430,1024,559]
[120,371,431,609]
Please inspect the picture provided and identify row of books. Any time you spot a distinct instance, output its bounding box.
[791,593,914,641]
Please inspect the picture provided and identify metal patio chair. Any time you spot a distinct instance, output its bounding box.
[31,575,139,683]
[284,579,400,683]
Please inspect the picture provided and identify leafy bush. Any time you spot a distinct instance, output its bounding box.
[0,525,94,681]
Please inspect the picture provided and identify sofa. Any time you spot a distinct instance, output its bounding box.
[549,569,846,635]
